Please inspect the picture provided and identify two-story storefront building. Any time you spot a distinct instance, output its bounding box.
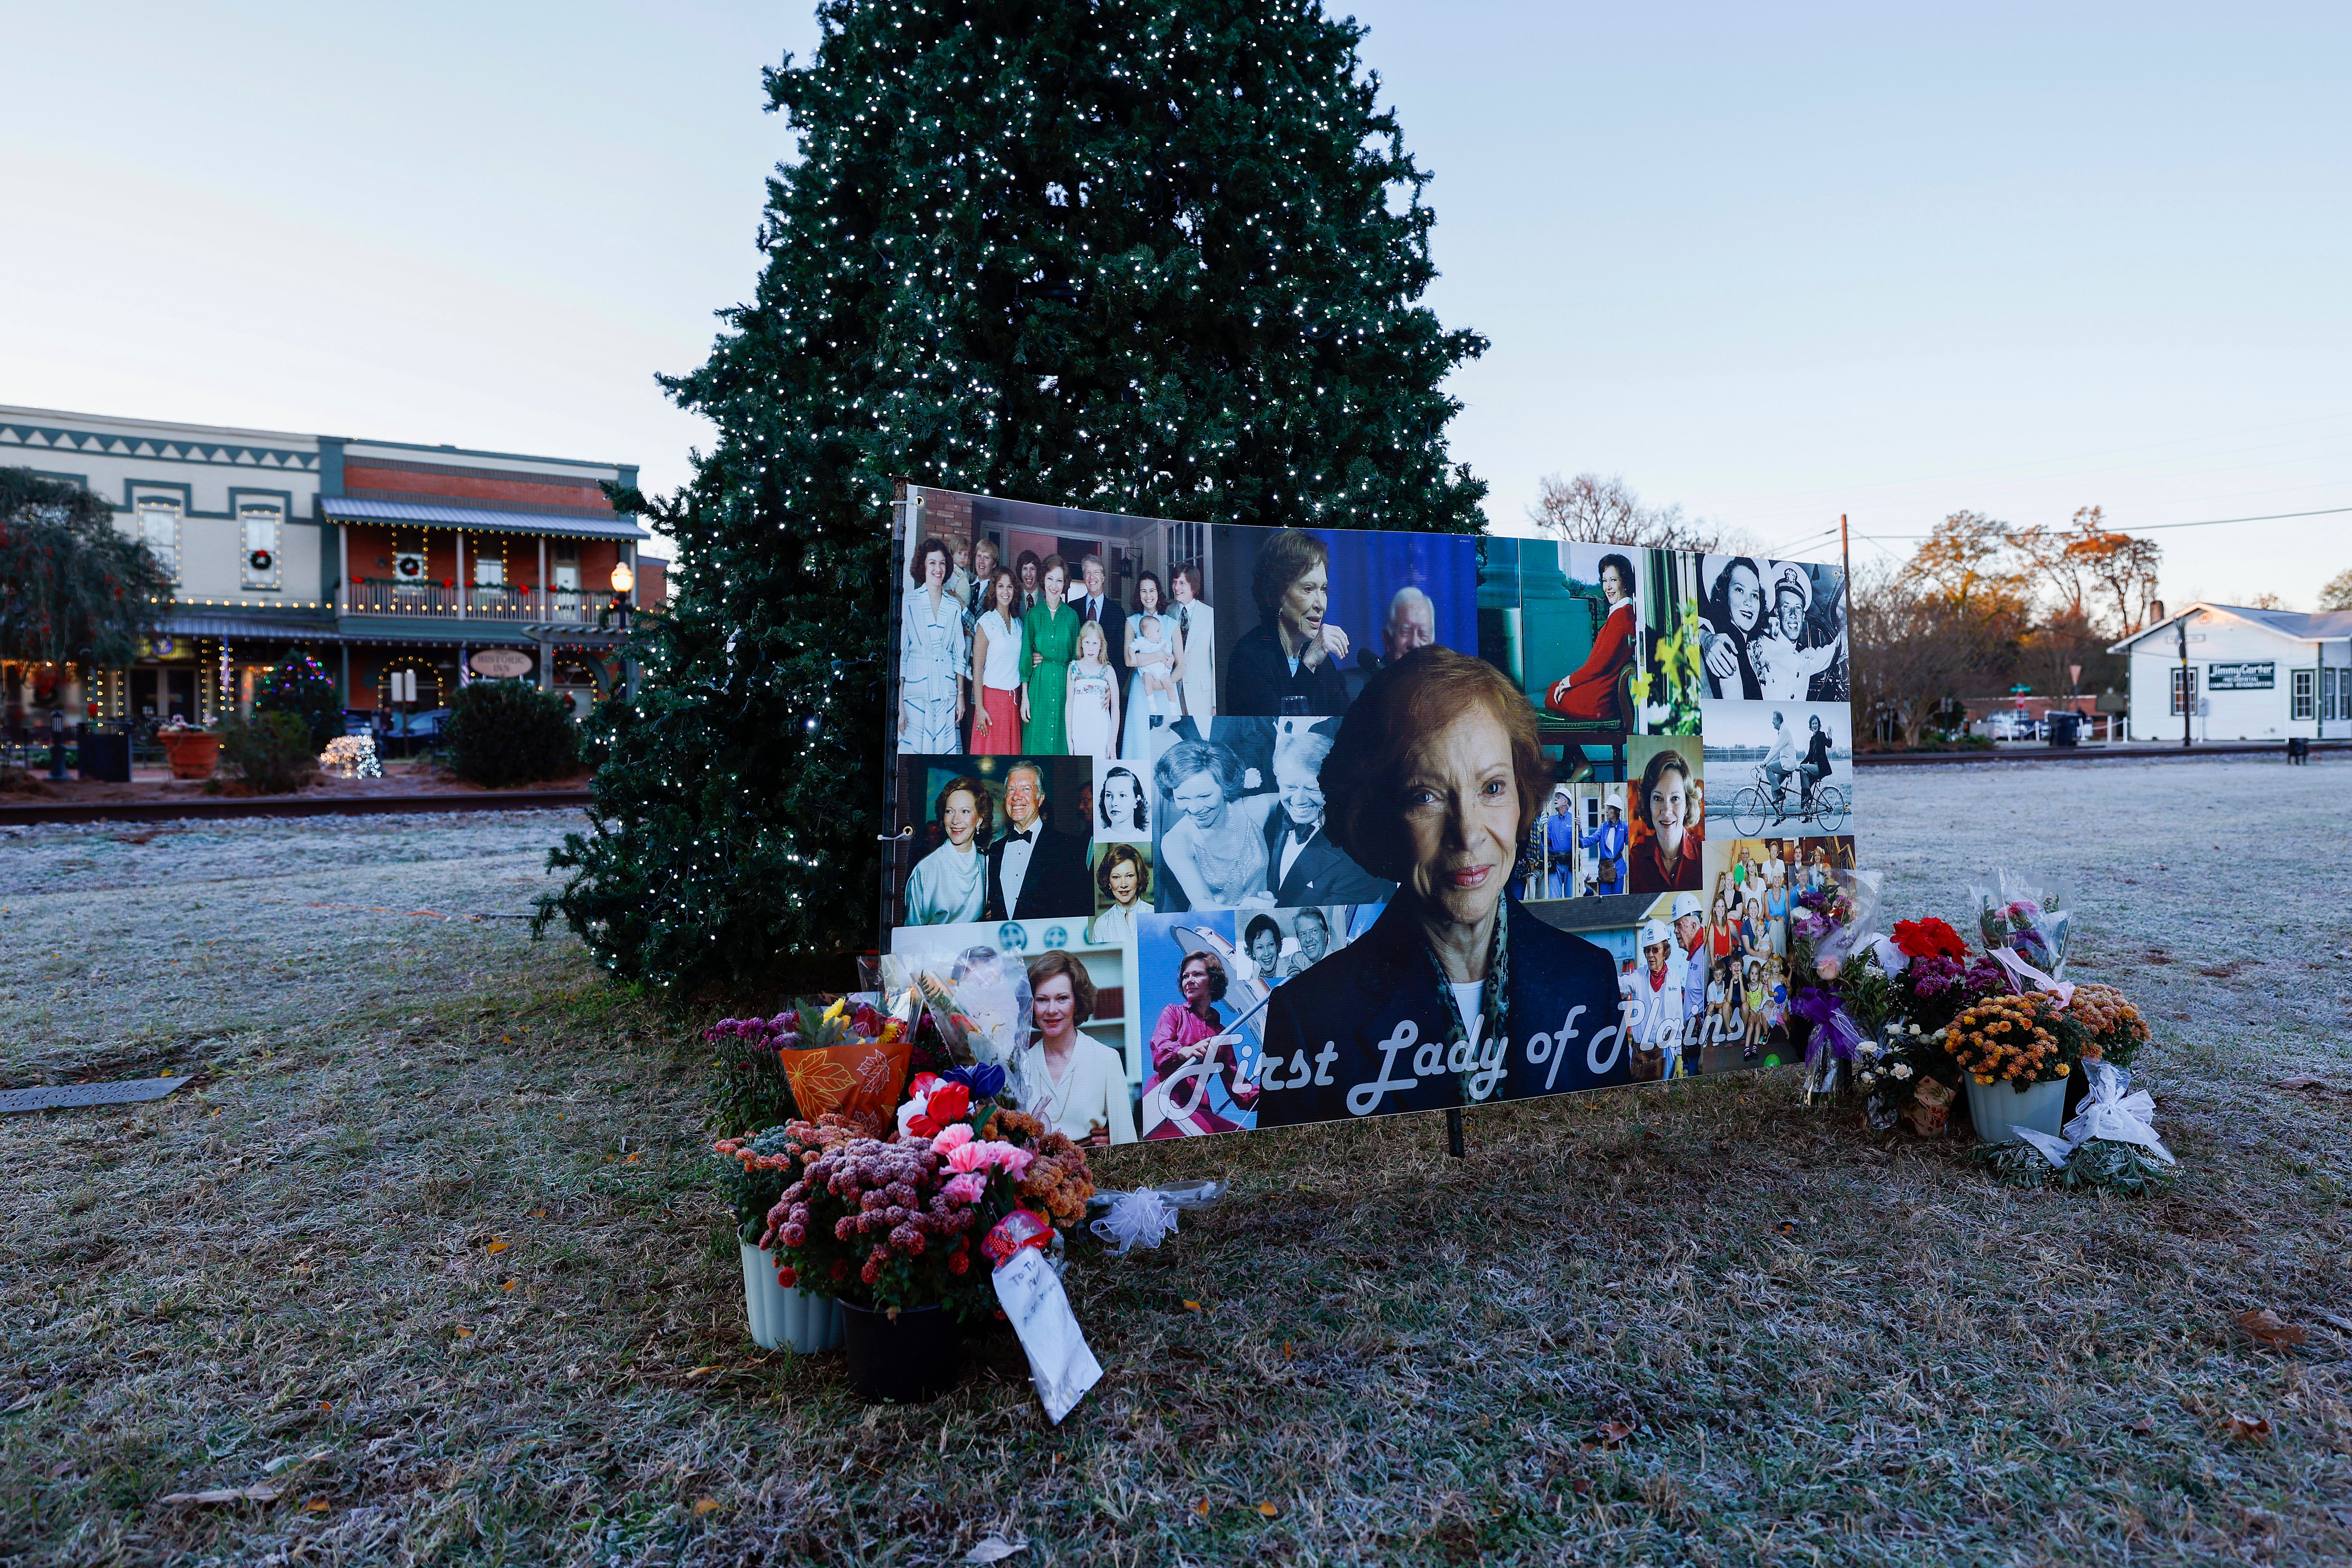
[0,404,663,731]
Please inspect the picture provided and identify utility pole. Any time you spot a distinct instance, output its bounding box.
[2176,615,2192,750]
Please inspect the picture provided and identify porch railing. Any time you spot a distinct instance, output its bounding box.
[339,580,613,623]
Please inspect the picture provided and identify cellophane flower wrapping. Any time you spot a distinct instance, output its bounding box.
[1792,869,1883,981]
[1970,870,2072,979]
[887,947,1033,1110]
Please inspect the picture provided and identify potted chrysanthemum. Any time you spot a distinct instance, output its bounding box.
[761,1066,1095,1403]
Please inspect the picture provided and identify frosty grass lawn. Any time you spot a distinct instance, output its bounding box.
[3,759,2350,1566]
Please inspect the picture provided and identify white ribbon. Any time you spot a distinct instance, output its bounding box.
[2015,1061,2174,1168]
[1089,1188,1182,1255]
[1990,946,2076,1008]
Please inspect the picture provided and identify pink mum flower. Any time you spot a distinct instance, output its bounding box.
[977,1141,1034,1179]
[941,1172,986,1204]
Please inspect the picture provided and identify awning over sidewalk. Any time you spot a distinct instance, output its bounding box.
[321,496,649,540]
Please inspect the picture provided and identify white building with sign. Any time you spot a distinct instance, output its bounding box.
[2110,603,2352,742]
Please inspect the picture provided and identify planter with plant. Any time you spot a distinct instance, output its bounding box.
[753,1066,1095,1402]
[156,717,220,779]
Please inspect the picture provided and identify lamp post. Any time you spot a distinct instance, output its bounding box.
[609,560,635,634]
[48,707,68,782]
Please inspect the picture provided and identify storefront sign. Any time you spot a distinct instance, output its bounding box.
[469,649,534,679]
[880,486,1864,1144]
[2207,662,2274,690]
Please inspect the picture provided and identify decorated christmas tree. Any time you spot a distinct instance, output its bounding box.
[543,0,1489,991]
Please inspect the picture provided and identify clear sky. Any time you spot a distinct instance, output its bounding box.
[4,2,2346,606]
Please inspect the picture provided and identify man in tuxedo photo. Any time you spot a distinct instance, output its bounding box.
[1261,719,1396,907]
[985,761,1092,921]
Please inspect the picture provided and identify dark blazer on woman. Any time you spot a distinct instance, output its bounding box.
[1253,895,1625,1128]
[1261,812,1397,907]
[1223,621,1350,717]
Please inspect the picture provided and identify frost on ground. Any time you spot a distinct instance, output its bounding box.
[0,810,580,1079]
[2,763,2349,1568]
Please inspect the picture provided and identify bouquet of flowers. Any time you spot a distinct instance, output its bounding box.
[703,996,913,1135]
[712,1123,799,1244]
[1790,869,1883,982]
[2063,982,2151,1069]
[1971,871,2071,980]
[886,948,1033,1109]
[759,1067,1094,1319]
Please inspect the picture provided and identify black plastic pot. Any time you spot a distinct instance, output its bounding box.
[840,1303,962,1403]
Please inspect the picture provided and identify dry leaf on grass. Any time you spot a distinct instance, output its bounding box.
[485,1240,510,1254]
[303,1499,331,1514]
[2235,1309,2309,1349]
[1256,1501,1280,1518]
[160,1484,281,1506]
[691,1498,722,1516]
[1596,1421,1633,1447]
[965,1533,1027,1562]
[2272,1076,2352,1101]
[2220,1411,2273,1442]
[1194,1499,1209,1518]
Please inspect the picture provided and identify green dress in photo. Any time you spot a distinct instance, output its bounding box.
[1022,603,1080,755]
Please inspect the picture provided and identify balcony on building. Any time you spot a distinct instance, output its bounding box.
[331,498,648,624]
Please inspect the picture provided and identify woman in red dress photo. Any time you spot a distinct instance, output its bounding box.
[1546,551,1637,724]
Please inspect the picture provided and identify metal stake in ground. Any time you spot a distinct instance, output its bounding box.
[1446,1106,1465,1158]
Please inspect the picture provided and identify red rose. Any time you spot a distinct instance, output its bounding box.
[1893,918,1967,961]
[907,1114,941,1140]
[948,1251,968,1275]
[775,1266,796,1288]
[927,1083,972,1124]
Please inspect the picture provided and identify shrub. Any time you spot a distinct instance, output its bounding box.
[443,679,578,787]
[254,654,344,750]
[220,711,317,795]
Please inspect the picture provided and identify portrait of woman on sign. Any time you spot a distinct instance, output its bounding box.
[1223,528,1353,717]
[1696,555,1766,701]
[1018,951,1135,1147]
[1254,647,1623,1128]
[1153,738,1278,911]
[902,773,992,926]
[1545,550,1638,726]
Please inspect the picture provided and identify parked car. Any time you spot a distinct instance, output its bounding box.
[1984,710,2041,741]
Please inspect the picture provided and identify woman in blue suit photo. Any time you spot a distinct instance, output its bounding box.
[1254,646,1627,1128]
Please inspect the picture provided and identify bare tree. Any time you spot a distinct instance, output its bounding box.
[1849,563,1975,747]
[2321,568,2352,611]
[1526,472,1728,552]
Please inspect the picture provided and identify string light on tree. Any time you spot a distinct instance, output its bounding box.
[543,0,1486,992]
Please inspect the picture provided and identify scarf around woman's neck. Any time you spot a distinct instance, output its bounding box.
[1418,896,1510,1106]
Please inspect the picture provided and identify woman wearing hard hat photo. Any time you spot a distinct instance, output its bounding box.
[1252,647,1625,1128]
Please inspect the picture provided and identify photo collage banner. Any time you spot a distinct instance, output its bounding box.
[884,485,1856,1147]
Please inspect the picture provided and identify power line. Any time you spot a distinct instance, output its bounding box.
[1849,503,2352,546]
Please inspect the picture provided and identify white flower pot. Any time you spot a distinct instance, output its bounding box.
[1965,1076,2066,1146]
[739,1240,844,1353]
